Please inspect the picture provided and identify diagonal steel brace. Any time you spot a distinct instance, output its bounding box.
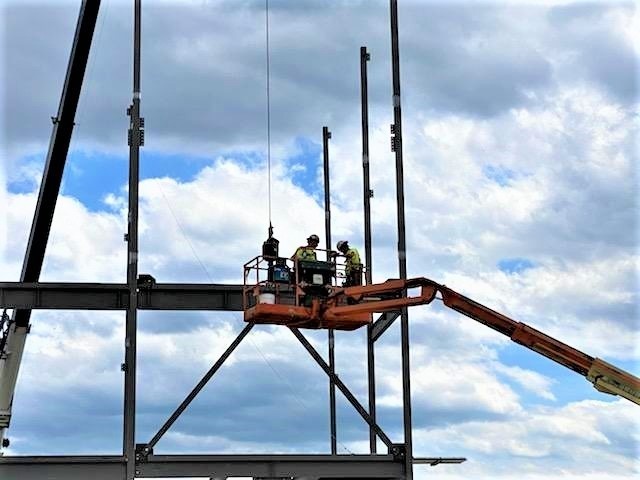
[289,327,394,449]
[142,323,254,455]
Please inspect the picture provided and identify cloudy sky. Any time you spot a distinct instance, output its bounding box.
[1,0,639,479]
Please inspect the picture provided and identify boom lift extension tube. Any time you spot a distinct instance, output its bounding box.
[326,278,640,406]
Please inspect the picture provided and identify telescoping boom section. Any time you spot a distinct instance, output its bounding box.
[244,266,640,406]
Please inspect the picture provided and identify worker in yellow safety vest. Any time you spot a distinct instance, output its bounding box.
[336,240,362,287]
[291,234,320,262]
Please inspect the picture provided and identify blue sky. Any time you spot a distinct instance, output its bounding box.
[1,1,638,479]
[7,138,324,212]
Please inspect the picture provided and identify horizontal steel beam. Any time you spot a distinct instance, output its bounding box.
[0,282,244,311]
[139,454,404,478]
[413,456,466,465]
[0,454,404,479]
[137,283,244,311]
[0,455,124,480]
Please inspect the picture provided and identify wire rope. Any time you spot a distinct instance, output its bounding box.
[265,0,272,228]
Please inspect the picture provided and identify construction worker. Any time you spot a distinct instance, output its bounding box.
[336,240,362,287]
[291,234,320,262]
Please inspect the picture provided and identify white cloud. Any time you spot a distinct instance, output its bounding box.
[2,192,126,282]
[493,363,557,401]
[379,357,523,415]
[413,399,640,479]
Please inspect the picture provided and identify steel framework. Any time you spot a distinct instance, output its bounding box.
[0,1,466,478]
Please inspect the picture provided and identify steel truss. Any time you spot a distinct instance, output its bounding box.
[0,0,466,478]
[0,281,465,479]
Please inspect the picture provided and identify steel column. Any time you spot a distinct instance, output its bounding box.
[360,45,378,454]
[124,1,143,478]
[389,1,413,478]
[322,126,338,455]
[360,47,373,289]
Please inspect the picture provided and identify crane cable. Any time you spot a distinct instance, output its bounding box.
[265,0,273,234]
[260,4,353,454]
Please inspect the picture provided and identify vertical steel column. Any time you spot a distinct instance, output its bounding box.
[360,46,377,454]
[390,0,412,477]
[322,126,337,455]
[124,1,143,478]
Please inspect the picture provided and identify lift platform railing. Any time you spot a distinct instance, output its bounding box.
[242,252,372,330]
[243,249,356,309]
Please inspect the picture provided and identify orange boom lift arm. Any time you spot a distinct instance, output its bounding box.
[331,278,640,406]
[245,275,640,406]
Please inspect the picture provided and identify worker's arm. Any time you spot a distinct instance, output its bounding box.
[290,247,302,261]
[345,249,361,265]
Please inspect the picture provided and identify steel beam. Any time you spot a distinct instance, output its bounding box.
[0,454,466,478]
[14,0,101,328]
[290,328,394,449]
[0,454,404,479]
[139,454,404,478]
[0,456,125,480]
[371,311,400,342]
[0,283,244,311]
[414,456,466,465]
[1,0,102,453]
[144,323,254,452]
